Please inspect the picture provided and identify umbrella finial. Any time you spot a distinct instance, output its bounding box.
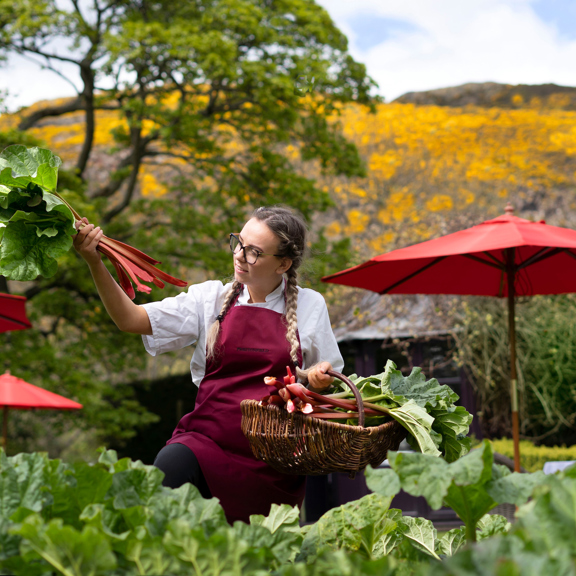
[3,370,9,375]
[505,203,515,215]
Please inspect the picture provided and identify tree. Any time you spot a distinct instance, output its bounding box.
[0,0,379,455]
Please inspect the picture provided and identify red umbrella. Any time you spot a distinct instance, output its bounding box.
[0,371,83,451]
[0,293,32,333]
[323,204,576,471]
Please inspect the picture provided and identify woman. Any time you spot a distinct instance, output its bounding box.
[74,205,344,523]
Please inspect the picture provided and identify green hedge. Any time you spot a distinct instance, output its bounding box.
[490,438,576,472]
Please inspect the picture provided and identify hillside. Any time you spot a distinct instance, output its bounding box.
[3,82,576,328]
[394,82,576,110]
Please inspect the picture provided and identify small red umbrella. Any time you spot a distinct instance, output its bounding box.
[0,293,32,333]
[323,204,576,471]
[0,371,83,451]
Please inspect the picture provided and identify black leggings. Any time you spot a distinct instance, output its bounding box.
[153,443,212,499]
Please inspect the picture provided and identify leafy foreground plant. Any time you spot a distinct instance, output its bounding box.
[366,441,547,544]
[2,444,576,575]
[0,448,305,576]
[0,145,186,297]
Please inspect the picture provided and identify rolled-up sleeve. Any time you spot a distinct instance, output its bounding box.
[141,287,203,357]
[299,291,344,372]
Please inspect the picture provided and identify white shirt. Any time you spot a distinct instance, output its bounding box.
[141,278,344,386]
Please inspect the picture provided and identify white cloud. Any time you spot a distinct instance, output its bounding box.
[2,53,81,111]
[2,0,576,110]
[317,0,576,100]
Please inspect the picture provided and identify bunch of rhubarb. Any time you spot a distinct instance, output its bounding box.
[260,366,386,420]
[0,145,187,297]
[259,362,475,463]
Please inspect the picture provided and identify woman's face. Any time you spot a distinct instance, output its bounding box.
[233,218,292,295]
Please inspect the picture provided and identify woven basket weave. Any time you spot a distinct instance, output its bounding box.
[240,370,406,477]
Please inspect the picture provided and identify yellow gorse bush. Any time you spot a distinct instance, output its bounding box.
[4,95,576,251]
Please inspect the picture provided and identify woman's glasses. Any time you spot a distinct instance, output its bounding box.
[229,233,281,265]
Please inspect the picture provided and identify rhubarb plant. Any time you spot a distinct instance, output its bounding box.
[366,441,548,544]
[0,145,186,297]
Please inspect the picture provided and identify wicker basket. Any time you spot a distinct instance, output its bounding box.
[241,370,406,477]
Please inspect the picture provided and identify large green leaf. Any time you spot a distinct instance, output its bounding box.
[11,515,116,576]
[487,470,548,506]
[436,526,466,557]
[427,534,575,576]
[397,515,440,560]
[364,466,401,499]
[0,219,72,280]
[0,146,61,192]
[388,400,441,457]
[145,482,227,539]
[298,493,398,561]
[431,407,474,463]
[513,475,576,559]
[387,363,459,410]
[386,451,452,510]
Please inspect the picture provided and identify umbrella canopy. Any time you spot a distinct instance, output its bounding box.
[323,205,576,472]
[0,370,82,451]
[0,293,32,333]
[323,209,576,297]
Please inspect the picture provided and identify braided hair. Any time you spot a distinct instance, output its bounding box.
[205,206,307,370]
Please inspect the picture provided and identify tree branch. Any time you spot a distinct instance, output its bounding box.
[14,42,82,65]
[18,98,120,131]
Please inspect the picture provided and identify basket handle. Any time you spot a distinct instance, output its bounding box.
[325,370,365,428]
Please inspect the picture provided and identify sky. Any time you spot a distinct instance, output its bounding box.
[2,0,576,110]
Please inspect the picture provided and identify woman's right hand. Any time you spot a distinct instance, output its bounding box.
[73,217,104,267]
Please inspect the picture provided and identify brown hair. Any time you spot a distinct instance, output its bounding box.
[206,206,307,371]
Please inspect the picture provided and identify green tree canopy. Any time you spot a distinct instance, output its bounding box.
[0,0,379,456]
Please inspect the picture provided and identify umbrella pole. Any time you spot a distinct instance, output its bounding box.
[2,406,7,453]
[506,250,521,472]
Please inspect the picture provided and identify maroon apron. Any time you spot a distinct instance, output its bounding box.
[166,302,306,523]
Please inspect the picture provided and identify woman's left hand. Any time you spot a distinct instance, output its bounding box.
[307,361,334,392]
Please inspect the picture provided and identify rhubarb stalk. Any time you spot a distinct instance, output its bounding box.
[70,205,187,299]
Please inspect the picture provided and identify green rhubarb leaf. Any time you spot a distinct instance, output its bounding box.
[298,493,397,561]
[387,450,452,510]
[79,503,130,542]
[249,503,301,534]
[125,532,180,576]
[385,360,459,409]
[0,452,52,519]
[9,211,63,238]
[431,406,473,463]
[0,186,31,211]
[145,482,227,540]
[164,520,268,575]
[437,526,466,557]
[443,443,500,541]
[0,219,72,280]
[511,474,576,559]
[476,513,511,539]
[109,468,162,510]
[397,515,441,560]
[364,465,401,498]
[233,521,296,567]
[0,145,61,192]
[487,470,548,506]
[430,534,575,576]
[11,515,116,576]
[388,400,441,457]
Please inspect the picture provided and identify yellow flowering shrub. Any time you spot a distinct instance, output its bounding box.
[490,438,576,473]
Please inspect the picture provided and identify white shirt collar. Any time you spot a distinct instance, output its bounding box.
[237,277,286,304]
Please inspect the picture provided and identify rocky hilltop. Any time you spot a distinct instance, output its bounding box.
[394,82,576,109]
